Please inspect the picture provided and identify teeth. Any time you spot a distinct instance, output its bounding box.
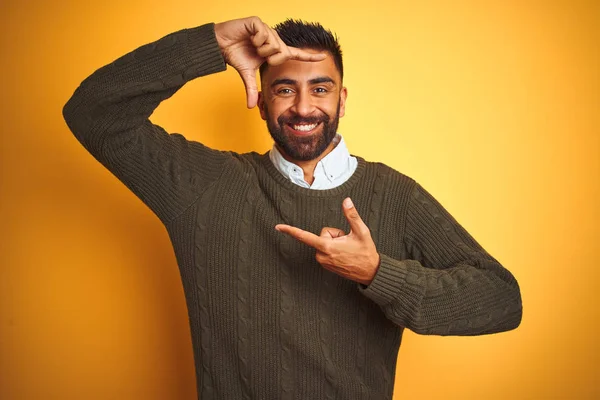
[293,123,318,132]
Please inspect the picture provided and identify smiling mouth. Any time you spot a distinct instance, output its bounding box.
[286,122,322,135]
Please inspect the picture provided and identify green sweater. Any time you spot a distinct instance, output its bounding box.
[62,23,522,400]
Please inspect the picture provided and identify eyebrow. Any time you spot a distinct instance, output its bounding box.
[271,76,336,87]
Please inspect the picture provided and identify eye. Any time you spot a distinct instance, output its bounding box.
[277,88,294,95]
[314,87,328,94]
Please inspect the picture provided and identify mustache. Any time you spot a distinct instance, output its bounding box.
[277,113,330,126]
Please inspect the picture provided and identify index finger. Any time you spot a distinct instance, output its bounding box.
[275,224,326,250]
[288,47,328,62]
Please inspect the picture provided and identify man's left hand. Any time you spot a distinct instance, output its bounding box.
[275,198,380,286]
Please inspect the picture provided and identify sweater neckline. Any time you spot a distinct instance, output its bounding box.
[259,151,367,197]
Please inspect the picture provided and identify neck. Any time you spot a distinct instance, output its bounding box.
[276,140,338,185]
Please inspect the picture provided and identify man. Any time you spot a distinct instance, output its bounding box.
[63,16,522,400]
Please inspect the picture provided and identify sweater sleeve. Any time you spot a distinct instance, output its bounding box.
[62,23,230,224]
[360,182,522,335]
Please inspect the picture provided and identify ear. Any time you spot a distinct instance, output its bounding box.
[339,87,348,118]
[257,91,267,120]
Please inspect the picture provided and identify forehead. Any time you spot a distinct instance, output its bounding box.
[262,51,340,85]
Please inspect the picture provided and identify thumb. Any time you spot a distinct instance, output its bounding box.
[237,68,259,108]
[342,197,367,237]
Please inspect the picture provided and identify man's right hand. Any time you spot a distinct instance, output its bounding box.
[214,16,327,109]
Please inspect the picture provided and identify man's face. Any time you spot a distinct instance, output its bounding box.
[258,50,347,162]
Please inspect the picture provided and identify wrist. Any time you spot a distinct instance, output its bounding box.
[361,253,381,286]
[213,23,227,53]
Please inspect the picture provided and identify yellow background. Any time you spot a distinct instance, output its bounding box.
[1,0,598,398]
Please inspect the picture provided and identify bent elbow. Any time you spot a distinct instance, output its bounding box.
[505,289,523,332]
[487,286,523,335]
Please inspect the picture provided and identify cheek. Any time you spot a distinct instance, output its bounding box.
[267,101,292,119]
[315,98,339,114]
[324,107,340,120]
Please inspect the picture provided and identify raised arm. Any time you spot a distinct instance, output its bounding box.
[62,17,326,224]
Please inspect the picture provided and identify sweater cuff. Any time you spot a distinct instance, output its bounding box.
[359,253,422,307]
[185,23,227,78]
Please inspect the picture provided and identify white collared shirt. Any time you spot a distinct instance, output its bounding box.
[269,134,358,190]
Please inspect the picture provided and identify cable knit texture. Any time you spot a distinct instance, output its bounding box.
[63,23,522,400]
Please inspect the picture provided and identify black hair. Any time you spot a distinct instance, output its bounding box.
[259,19,343,81]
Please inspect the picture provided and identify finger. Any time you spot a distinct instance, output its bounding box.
[267,44,325,66]
[319,227,346,239]
[237,68,259,108]
[256,44,280,59]
[265,38,291,65]
[275,224,325,250]
[265,51,290,66]
[246,17,268,47]
[250,24,269,48]
[256,24,281,58]
[342,198,369,237]
[315,251,332,266]
[289,47,328,62]
[265,29,292,66]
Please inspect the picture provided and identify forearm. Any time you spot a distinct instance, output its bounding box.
[361,182,522,335]
[361,253,522,335]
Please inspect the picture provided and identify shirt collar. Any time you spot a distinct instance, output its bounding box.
[269,134,352,186]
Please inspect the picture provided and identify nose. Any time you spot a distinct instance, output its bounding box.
[290,90,316,117]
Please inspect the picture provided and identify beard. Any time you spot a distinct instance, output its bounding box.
[265,101,341,161]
